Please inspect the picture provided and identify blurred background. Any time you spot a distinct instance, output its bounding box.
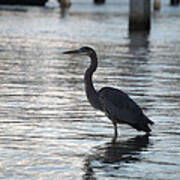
[0,0,180,179]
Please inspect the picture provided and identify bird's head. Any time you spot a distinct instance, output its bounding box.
[63,46,95,57]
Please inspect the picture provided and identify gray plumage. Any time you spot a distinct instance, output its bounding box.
[63,46,154,142]
[98,87,153,132]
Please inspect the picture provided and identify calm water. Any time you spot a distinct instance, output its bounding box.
[0,0,180,179]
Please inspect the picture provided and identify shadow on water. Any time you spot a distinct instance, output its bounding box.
[83,135,150,179]
[126,31,154,108]
[59,5,70,18]
[128,31,149,55]
[127,31,150,78]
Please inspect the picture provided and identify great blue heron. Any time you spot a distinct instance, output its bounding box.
[63,46,154,142]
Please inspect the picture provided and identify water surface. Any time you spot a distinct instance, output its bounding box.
[0,0,180,179]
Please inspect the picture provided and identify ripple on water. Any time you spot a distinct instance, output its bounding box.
[0,0,180,179]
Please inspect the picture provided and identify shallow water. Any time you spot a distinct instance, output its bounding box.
[0,0,180,179]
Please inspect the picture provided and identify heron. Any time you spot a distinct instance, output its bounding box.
[63,46,154,142]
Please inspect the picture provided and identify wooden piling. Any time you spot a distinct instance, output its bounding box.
[154,0,161,10]
[170,0,180,5]
[57,0,71,7]
[0,0,48,6]
[94,0,105,4]
[129,0,151,32]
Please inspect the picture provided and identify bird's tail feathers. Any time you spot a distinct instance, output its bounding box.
[140,115,154,132]
[132,123,151,133]
[131,115,154,133]
[144,115,154,125]
[148,119,154,125]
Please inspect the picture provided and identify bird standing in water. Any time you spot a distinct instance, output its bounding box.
[63,47,154,142]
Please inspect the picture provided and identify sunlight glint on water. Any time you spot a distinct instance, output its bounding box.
[0,0,180,179]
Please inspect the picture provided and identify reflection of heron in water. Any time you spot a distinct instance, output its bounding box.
[63,47,154,142]
[83,135,150,179]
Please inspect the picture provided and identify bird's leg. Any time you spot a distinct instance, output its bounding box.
[112,122,118,143]
[146,132,151,136]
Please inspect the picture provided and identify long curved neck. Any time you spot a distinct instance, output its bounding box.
[84,52,102,110]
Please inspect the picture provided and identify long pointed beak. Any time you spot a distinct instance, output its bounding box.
[63,49,81,54]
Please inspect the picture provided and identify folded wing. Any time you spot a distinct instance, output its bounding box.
[98,87,154,132]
